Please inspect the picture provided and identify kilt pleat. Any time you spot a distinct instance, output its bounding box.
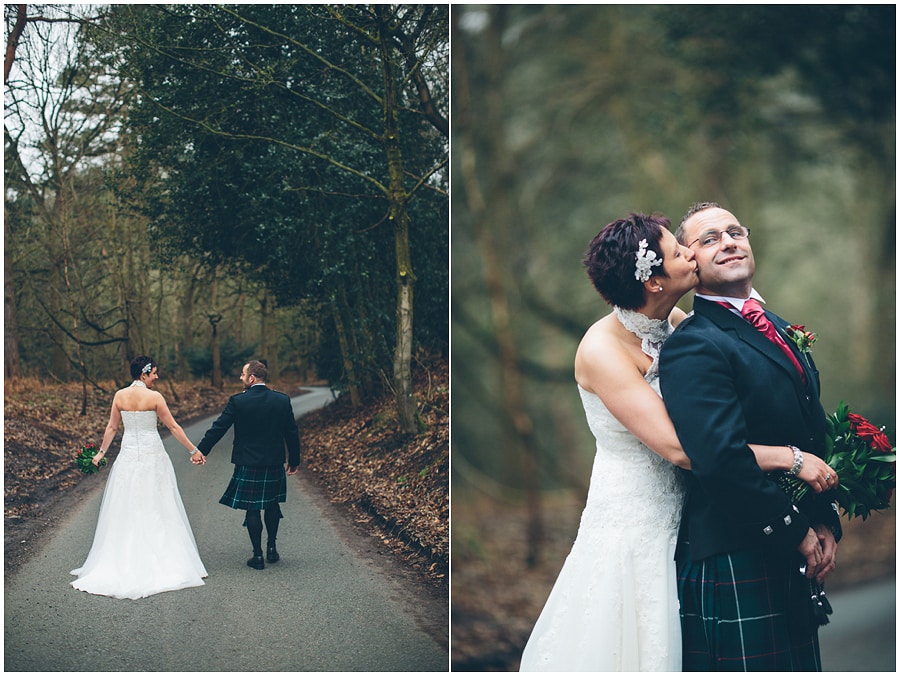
[219,465,287,510]
[677,541,821,671]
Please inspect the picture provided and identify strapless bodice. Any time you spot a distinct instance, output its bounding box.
[121,409,159,432]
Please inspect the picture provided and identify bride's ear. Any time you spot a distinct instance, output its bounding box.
[644,277,664,294]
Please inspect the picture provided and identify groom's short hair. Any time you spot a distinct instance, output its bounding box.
[246,360,268,381]
[675,201,721,244]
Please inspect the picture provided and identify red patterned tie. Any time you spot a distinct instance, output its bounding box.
[741,299,806,382]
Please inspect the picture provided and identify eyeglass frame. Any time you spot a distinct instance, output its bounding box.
[687,226,751,249]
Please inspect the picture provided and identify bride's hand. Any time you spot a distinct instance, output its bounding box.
[92,450,105,467]
[796,452,838,493]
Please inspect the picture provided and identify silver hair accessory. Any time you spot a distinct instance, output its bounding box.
[142,362,153,374]
[634,239,662,282]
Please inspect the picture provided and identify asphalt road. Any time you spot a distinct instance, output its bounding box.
[4,387,449,672]
[819,576,895,672]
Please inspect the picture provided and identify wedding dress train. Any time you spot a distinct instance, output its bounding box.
[70,410,207,599]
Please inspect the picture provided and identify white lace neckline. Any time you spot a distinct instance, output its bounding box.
[613,306,673,379]
[130,380,147,389]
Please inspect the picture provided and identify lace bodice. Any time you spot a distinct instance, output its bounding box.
[118,410,166,460]
[121,410,159,432]
[576,381,684,534]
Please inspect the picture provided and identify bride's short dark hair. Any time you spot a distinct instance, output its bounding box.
[583,213,671,310]
[130,356,156,380]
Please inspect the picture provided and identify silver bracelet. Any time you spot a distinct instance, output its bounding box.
[189,447,199,454]
[786,445,803,476]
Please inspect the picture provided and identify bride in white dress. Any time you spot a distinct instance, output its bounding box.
[71,357,208,599]
[519,213,836,671]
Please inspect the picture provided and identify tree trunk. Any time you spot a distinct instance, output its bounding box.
[259,290,269,365]
[453,8,543,565]
[378,8,418,434]
[4,217,22,379]
[4,5,27,85]
[210,275,222,390]
[180,263,200,375]
[331,296,361,407]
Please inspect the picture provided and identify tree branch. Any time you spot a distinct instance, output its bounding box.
[141,88,389,195]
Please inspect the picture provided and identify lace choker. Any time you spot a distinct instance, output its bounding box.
[130,380,147,388]
[613,306,673,377]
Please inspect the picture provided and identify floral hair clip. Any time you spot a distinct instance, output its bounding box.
[142,362,154,374]
[634,239,662,282]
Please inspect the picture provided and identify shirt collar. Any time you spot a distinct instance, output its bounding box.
[696,288,766,314]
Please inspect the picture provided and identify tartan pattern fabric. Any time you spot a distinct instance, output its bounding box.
[219,465,287,510]
[677,542,822,671]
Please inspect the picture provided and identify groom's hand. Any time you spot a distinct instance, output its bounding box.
[191,450,206,465]
[797,528,824,579]
[813,524,838,584]
[286,465,299,476]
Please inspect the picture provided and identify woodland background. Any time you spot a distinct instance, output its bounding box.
[5,4,448,434]
[451,5,895,670]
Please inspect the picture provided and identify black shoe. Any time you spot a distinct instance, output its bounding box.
[247,555,265,570]
[266,546,280,563]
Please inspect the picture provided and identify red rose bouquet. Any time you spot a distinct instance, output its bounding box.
[780,402,895,520]
[75,443,107,475]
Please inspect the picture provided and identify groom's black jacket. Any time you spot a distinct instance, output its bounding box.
[196,385,301,468]
[659,296,841,562]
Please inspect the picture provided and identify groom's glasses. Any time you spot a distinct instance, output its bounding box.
[688,226,750,249]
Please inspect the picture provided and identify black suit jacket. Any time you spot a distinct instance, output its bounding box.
[196,385,301,468]
[659,296,840,561]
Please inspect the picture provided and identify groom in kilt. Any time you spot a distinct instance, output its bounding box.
[195,360,301,570]
[660,203,842,671]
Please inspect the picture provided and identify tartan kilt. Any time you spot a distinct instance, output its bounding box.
[677,540,822,671]
[219,465,287,510]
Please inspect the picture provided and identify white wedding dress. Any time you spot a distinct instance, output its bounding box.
[520,308,686,671]
[70,408,207,599]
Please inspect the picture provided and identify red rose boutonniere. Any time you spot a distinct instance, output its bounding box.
[784,324,817,370]
[785,324,817,353]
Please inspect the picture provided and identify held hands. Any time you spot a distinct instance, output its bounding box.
[796,452,838,493]
[190,450,206,466]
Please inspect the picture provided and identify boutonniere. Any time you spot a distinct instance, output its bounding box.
[784,324,817,353]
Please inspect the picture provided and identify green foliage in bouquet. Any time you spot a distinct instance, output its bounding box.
[779,403,895,520]
[75,443,107,475]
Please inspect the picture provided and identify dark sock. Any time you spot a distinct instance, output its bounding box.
[245,509,263,555]
[264,503,282,546]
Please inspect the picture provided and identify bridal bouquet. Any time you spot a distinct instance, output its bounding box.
[75,443,107,474]
[779,402,895,520]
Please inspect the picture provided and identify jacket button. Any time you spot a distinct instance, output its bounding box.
[763,526,774,535]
